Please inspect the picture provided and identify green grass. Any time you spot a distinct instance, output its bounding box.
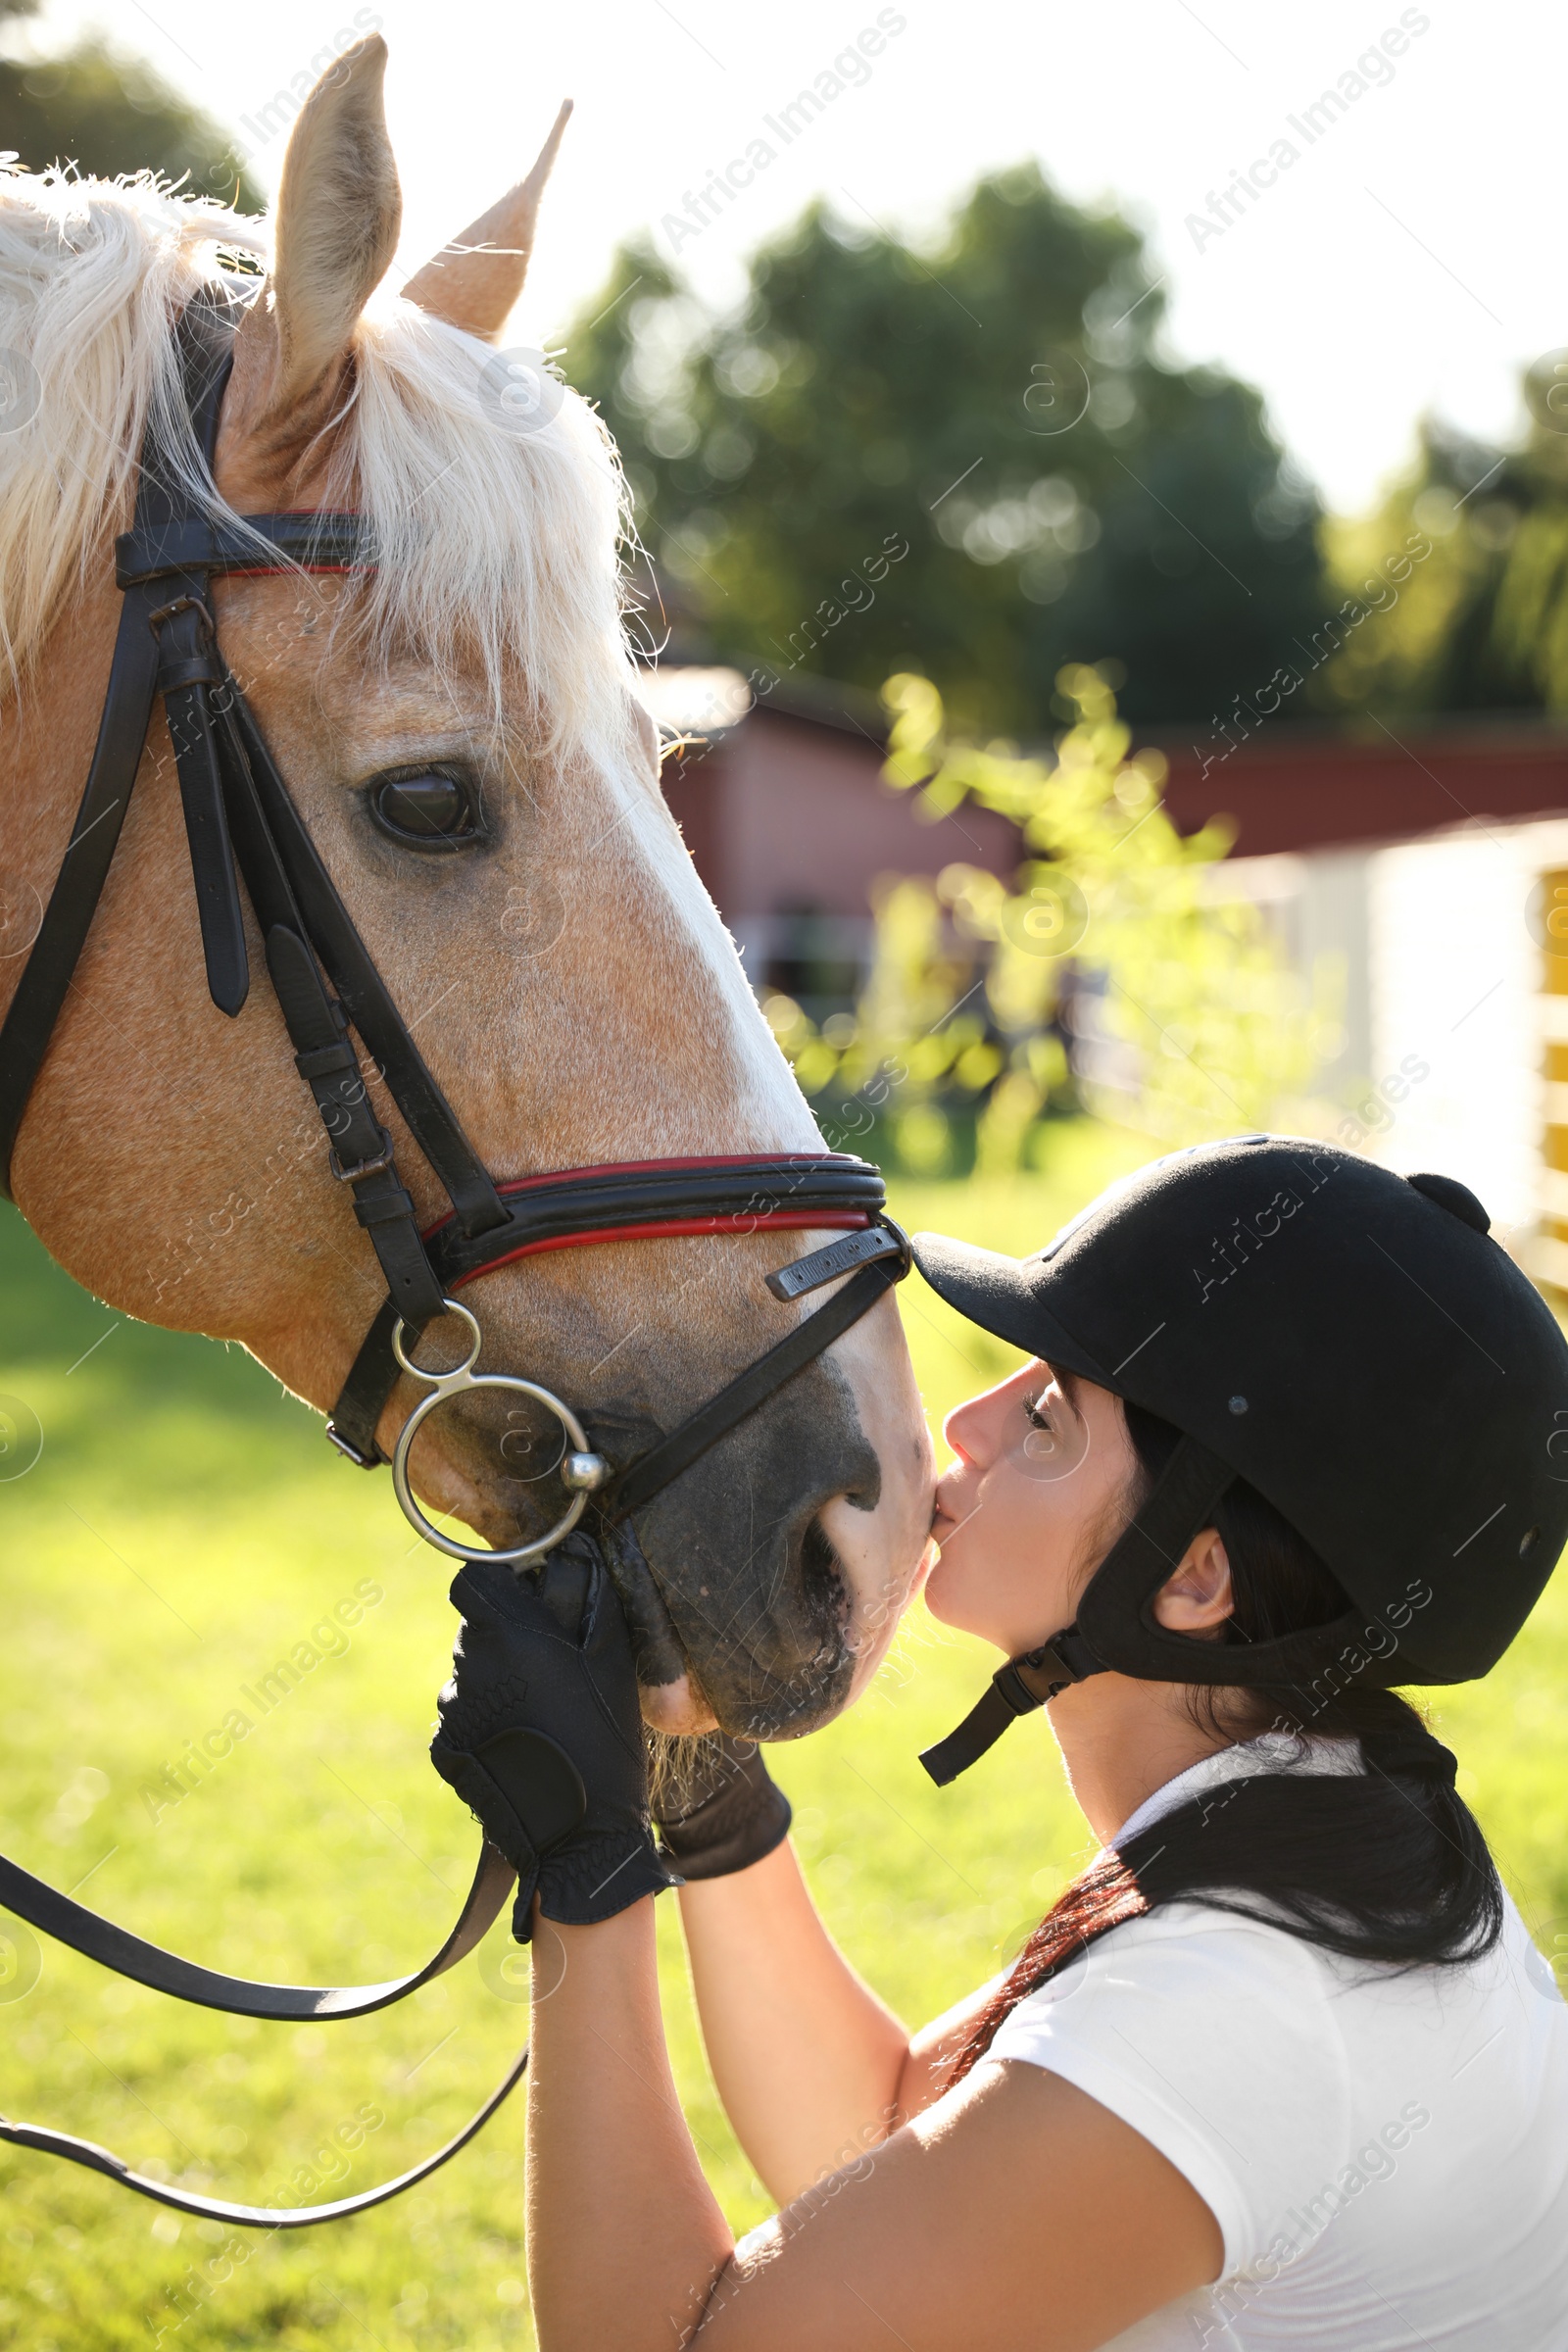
[0,1117,1565,2347]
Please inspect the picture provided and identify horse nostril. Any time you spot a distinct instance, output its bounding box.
[800,1514,848,1620]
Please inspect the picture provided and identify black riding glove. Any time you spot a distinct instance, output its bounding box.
[656,1735,793,1882]
[430,1540,677,1942]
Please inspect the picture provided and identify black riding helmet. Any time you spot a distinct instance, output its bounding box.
[913,1134,1568,1784]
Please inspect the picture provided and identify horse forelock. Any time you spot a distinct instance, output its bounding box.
[0,165,643,794]
[0,168,257,697]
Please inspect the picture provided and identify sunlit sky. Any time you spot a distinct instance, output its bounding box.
[39,0,1565,514]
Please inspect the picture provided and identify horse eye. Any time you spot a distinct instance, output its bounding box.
[368,770,480,849]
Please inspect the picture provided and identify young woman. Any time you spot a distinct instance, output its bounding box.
[432,1136,1568,2349]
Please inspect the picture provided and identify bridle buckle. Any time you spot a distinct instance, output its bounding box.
[329,1128,395,1184]
[324,1422,380,1468]
[146,591,215,642]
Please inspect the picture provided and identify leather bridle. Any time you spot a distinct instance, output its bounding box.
[0,295,909,2224]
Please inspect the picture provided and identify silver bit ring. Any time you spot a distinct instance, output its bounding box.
[390,1300,609,1567]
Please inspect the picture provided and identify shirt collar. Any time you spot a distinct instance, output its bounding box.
[1109,1729,1365,1851]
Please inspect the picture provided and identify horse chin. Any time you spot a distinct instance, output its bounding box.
[401,1447,525,1553]
[638,1677,719,1736]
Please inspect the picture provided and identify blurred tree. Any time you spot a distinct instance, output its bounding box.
[563,169,1329,732]
[561,235,701,653]
[1318,384,1568,716]
[0,1,260,210]
[763,666,1320,1174]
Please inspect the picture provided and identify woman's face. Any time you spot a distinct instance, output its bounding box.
[926,1359,1137,1658]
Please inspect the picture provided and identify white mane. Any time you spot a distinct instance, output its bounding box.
[0,167,640,774]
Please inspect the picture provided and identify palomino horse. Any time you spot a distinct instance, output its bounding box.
[0,38,934,1743]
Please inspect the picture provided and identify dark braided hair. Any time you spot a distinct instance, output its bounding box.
[949,1398,1503,2085]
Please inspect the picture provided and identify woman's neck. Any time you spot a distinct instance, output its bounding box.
[1047,1672,1244,1847]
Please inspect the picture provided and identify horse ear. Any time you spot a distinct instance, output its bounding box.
[264,33,403,413]
[402,101,572,343]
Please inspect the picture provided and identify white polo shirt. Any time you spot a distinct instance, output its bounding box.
[988,1736,1568,2348]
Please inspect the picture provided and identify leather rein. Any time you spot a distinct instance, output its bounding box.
[0,297,909,2225]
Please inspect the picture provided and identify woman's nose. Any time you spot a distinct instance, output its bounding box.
[941,1398,986,1468]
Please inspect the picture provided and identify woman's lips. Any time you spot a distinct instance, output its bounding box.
[930,1494,959,1539]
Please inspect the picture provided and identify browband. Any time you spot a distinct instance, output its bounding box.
[115,510,373,586]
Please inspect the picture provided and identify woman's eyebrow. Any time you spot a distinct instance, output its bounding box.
[1047,1364,1084,1418]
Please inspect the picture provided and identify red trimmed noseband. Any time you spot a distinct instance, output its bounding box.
[417,1152,884,1295]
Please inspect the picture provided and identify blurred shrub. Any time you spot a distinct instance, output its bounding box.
[0,7,261,211]
[766,665,1320,1171]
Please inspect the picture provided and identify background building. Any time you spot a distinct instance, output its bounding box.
[642,665,1568,1274]
[642,666,1020,1026]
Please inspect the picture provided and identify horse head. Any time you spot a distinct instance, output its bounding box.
[0,38,935,1740]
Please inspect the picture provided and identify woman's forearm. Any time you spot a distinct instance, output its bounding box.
[525,1901,732,2352]
[677,1838,910,2203]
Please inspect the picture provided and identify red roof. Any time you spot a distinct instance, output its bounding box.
[655,671,1568,928]
[1155,717,1568,858]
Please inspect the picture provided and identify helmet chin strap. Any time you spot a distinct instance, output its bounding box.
[919,1625,1106,1786]
[918,1435,1242,1787]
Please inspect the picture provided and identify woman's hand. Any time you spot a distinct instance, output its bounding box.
[656,1735,794,1880]
[429,1537,676,1939]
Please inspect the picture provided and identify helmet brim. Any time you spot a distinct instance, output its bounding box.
[910,1231,1115,1390]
